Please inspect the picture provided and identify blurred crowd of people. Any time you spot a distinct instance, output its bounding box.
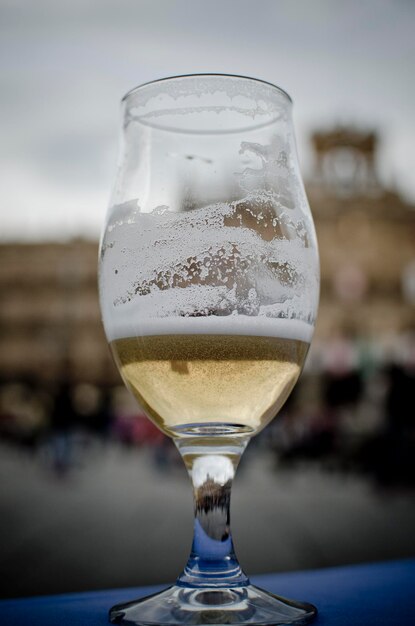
[0,331,414,486]
[269,330,415,487]
[0,378,164,475]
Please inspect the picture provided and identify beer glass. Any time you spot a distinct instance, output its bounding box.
[99,74,319,625]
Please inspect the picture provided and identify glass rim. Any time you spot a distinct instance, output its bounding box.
[121,73,293,105]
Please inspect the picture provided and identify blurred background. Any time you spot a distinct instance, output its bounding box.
[1,0,415,599]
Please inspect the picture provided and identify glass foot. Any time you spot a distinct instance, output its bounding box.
[109,583,317,625]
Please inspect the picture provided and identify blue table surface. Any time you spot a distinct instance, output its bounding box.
[1,559,414,625]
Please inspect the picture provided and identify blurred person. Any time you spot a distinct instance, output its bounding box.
[0,378,49,448]
[48,380,78,476]
[355,329,415,487]
[72,383,114,438]
[323,329,363,410]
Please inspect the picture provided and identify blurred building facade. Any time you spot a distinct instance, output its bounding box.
[310,127,415,343]
[0,127,414,386]
[0,241,112,384]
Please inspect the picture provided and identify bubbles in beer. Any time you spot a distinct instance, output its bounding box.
[110,320,309,438]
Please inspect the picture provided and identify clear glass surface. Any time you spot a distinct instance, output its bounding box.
[99,74,319,625]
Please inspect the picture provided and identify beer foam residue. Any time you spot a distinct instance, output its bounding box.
[125,75,290,134]
[105,312,313,344]
[101,195,318,322]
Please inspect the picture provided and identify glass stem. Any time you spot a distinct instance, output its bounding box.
[175,436,250,588]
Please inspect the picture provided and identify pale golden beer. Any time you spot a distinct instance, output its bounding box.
[111,332,308,437]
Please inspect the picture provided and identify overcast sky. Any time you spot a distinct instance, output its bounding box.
[1,0,414,240]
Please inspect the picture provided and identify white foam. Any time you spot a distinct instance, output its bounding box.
[105,313,313,344]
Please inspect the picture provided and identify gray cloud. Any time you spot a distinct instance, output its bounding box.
[0,0,414,239]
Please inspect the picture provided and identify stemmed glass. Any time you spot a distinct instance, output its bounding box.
[99,74,319,625]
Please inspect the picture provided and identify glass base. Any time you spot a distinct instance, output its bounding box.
[109,583,317,625]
